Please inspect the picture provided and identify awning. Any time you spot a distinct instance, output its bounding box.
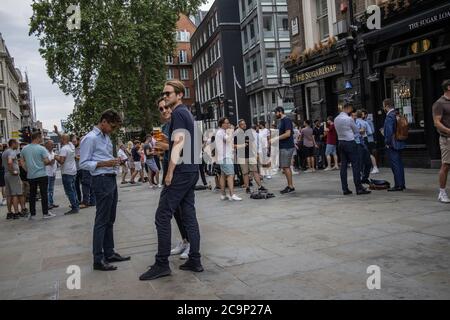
[362,2,450,44]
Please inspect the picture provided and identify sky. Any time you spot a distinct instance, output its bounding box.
[0,0,214,131]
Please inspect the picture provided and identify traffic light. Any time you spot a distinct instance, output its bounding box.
[18,126,31,143]
[224,99,234,118]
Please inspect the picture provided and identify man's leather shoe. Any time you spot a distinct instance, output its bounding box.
[179,260,204,273]
[356,189,371,195]
[139,264,171,281]
[105,253,131,263]
[388,187,404,192]
[93,261,117,271]
[343,190,353,195]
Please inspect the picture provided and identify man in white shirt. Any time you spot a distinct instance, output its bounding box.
[118,144,129,184]
[215,117,242,201]
[258,121,272,179]
[55,134,80,214]
[45,140,59,209]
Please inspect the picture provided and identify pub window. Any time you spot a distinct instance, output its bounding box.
[316,0,329,40]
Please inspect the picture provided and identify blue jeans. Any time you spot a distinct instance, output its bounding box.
[48,176,56,206]
[92,175,118,263]
[155,172,201,267]
[338,141,363,192]
[81,170,96,205]
[62,174,79,211]
[387,147,405,188]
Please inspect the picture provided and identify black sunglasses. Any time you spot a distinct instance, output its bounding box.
[162,91,175,97]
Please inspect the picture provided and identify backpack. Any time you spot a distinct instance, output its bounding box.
[250,190,275,200]
[395,115,409,141]
[369,179,391,190]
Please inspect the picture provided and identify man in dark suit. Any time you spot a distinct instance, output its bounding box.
[383,99,406,191]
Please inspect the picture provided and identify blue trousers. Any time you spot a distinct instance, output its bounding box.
[47,175,56,206]
[387,148,405,188]
[155,172,201,267]
[92,175,117,264]
[62,174,79,210]
[81,170,96,205]
[338,141,363,192]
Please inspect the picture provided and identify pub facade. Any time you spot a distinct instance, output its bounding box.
[286,0,450,168]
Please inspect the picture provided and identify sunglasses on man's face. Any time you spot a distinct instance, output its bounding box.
[162,91,175,97]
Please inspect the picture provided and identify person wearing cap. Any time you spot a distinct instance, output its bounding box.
[272,107,296,194]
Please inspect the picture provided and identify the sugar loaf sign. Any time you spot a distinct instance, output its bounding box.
[292,64,342,85]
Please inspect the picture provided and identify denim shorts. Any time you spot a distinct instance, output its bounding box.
[325,144,337,156]
[219,158,235,176]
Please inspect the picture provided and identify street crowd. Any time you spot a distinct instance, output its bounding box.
[1,79,450,280]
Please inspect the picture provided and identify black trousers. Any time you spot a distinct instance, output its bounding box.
[357,143,372,182]
[75,170,82,202]
[162,160,189,242]
[92,175,117,264]
[338,140,363,192]
[155,172,200,267]
[199,161,208,186]
[29,176,48,216]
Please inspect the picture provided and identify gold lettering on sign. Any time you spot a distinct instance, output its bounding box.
[294,64,338,83]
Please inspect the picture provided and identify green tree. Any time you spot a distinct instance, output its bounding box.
[30,0,206,135]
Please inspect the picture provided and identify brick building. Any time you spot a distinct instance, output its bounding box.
[166,14,197,107]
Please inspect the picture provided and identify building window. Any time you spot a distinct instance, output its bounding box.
[265,50,277,75]
[263,14,274,38]
[166,68,174,80]
[215,11,219,27]
[166,55,173,64]
[316,0,329,40]
[185,87,191,99]
[176,30,190,42]
[278,15,289,38]
[180,69,189,80]
[179,50,188,64]
[249,21,256,43]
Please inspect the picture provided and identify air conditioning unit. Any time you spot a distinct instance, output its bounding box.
[333,20,348,37]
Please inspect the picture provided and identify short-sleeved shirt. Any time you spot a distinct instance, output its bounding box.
[278,116,295,149]
[234,128,256,160]
[46,151,58,177]
[143,143,153,158]
[432,96,450,137]
[2,148,19,176]
[326,124,337,145]
[313,126,324,143]
[132,147,141,162]
[301,127,314,148]
[59,142,77,175]
[169,104,199,173]
[21,143,49,179]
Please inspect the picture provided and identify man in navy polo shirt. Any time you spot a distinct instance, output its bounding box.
[140,80,203,281]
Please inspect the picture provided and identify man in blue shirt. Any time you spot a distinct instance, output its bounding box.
[273,107,295,194]
[355,110,373,185]
[21,131,55,220]
[80,109,130,271]
[335,104,370,195]
[140,80,203,281]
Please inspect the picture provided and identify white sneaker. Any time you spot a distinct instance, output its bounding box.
[220,195,228,200]
[157,184,162,188]
[371,167,380,174]
[230,194,242,201]
[324,167,332,171]
[266,175,272,179]
[180,243,190,260]
[43,212,56,219]
[305,169,314,173]
[170,241,187,255]
[438,193,450,203]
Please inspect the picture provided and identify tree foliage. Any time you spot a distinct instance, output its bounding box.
[30,0,206,135]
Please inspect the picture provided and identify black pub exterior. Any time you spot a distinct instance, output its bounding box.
[358,0,450,168]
